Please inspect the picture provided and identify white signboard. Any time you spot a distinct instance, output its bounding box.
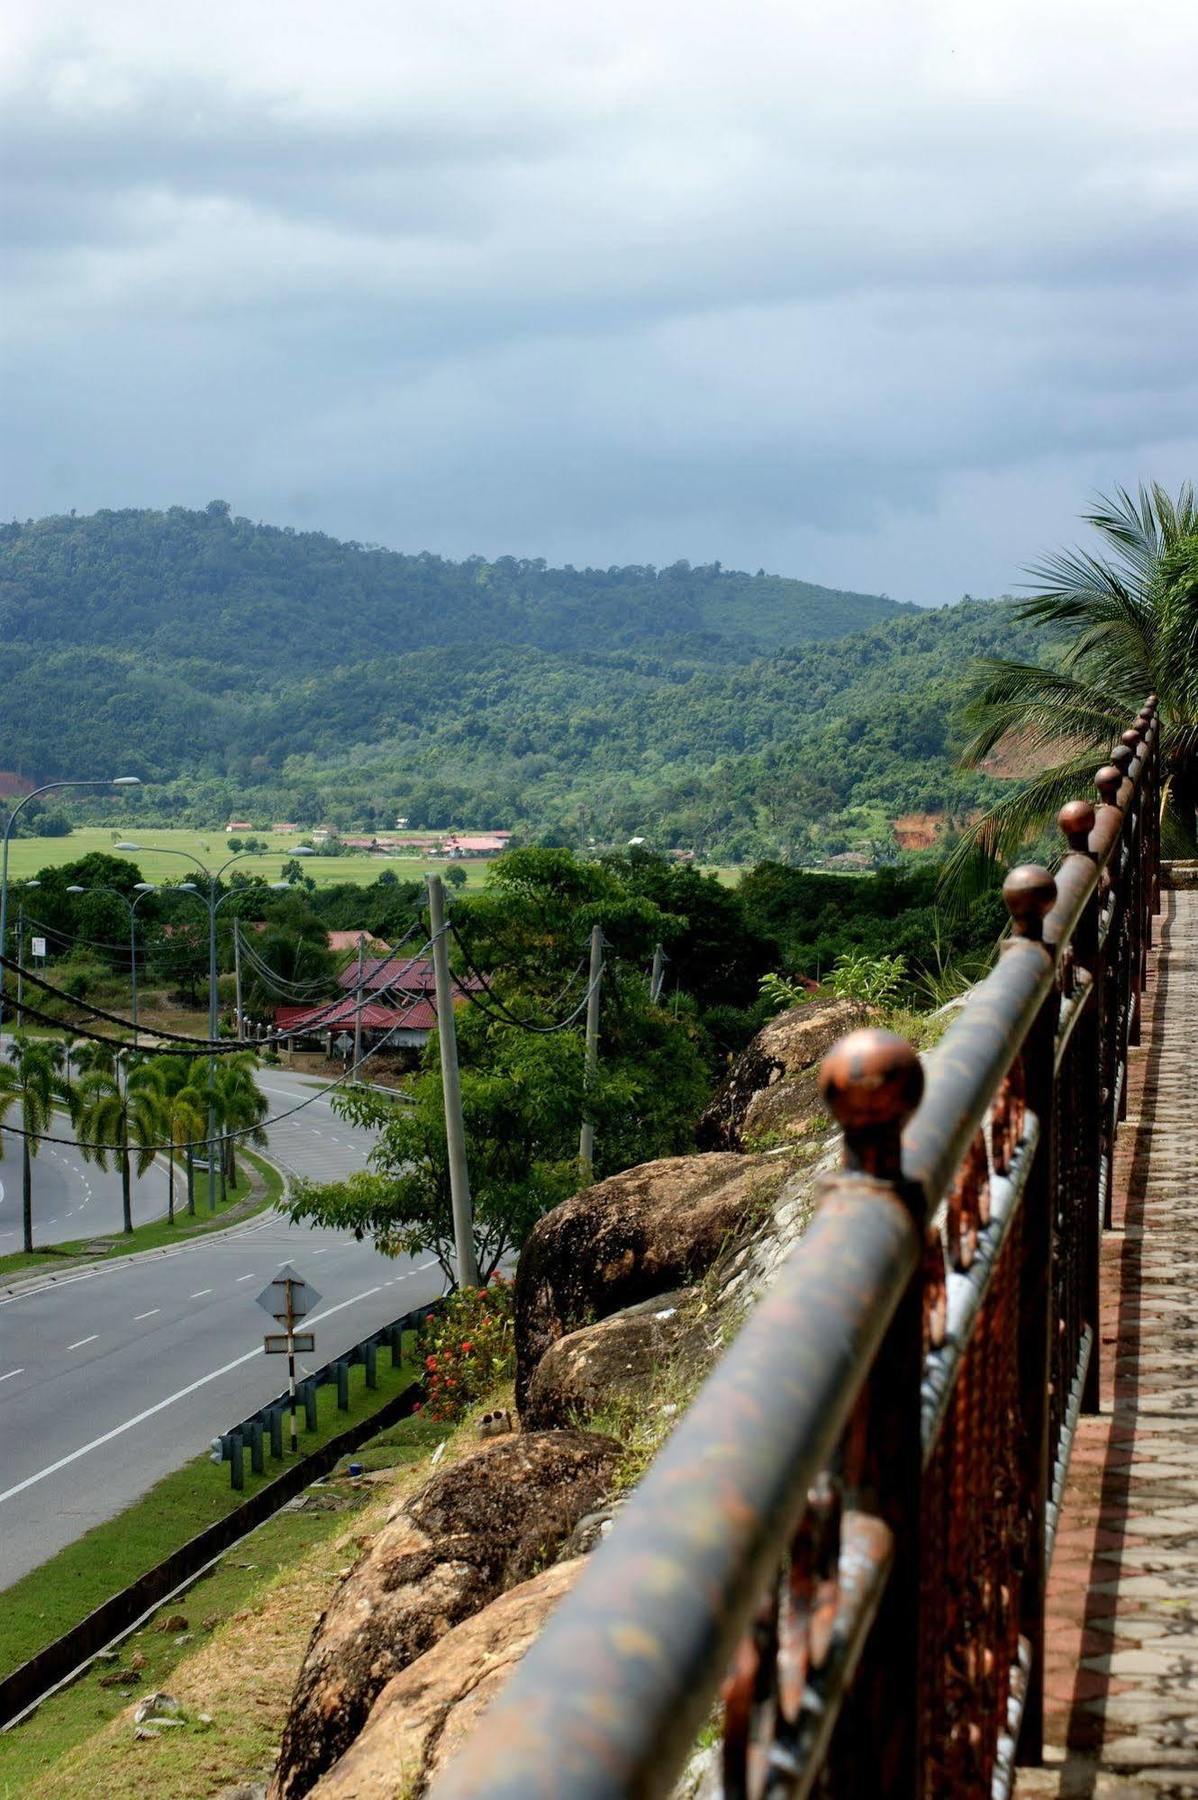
[30,937,46,959]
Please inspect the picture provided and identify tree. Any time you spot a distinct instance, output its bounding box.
[151,1054,206,1221]
[149,919,208,1006]
[208,1051,267,1194]
[0,1037,64,1253]
[443,864,468,890]
[948,483,1198,887]
[286,1030,631,1286]
[77,1057,166,1234]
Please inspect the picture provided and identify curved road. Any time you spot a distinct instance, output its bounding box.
[0,1069,444,1586]
[0,1133,169,1249]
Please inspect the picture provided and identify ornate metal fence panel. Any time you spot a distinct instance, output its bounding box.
[432,700,1160,1800]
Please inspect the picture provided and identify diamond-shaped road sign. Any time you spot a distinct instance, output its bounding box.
[256,1264,321,1324]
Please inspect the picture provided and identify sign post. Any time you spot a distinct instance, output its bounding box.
[257,1265,321,1453]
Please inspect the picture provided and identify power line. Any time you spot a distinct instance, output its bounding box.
[448,924,597,1033]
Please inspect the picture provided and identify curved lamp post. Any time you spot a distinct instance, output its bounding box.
[0,776,141,1035]
[65,882,158,1047]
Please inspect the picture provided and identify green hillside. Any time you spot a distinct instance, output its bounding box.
[0,505,1048,862]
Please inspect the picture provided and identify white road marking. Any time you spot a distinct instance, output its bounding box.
[190,1288,213,1298]
[0,1368,24,1384]
[134,1309,160,1321]
[235,1273,255,1282]
[68,1335,98,1350]
[0,1282,389,1506]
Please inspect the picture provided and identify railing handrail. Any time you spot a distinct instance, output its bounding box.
[432,697,1160,1800]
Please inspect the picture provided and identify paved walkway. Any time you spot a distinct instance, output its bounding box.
[1017,889,1198,1799]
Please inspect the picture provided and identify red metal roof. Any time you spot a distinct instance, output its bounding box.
[274,998,437,1032]
[336,956,483,995]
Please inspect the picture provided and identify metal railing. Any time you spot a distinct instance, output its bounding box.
[432,698,1160,1800]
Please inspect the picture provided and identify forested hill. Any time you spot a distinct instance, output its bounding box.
[0,503,1046,863]
[0,503,911,669]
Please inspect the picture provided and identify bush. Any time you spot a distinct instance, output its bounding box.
[415,1278,515,1424]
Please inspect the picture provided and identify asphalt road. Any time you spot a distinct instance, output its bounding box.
[0,1068,442,1587]
[0,1132,170,1250]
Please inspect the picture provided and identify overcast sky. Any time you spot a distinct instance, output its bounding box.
[2,0,1195,604]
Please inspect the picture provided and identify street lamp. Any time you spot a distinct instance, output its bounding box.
[66,882,158,1047]
[116,842,291,1213]
[0,776,142,1035]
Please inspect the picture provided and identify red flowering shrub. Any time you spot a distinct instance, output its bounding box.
[417,1277,515,1423]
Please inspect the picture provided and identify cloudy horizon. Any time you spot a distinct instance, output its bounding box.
[2,0,1196,605]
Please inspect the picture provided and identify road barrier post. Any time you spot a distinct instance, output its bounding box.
[336,1360,350,1411]
[303,1382,318,1431]
[248,1420,264,1475]
[364,1341,378,1389]
[230,1432,244,1491]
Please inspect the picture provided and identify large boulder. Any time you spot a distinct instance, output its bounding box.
[524,1289,704,1430]
[309,1560,584,1798]
[515,1151,795,1411]
[271,1431,617,1800]
[696,997,865,1151]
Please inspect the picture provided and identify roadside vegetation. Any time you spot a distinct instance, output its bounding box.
[0,1342,422,1686]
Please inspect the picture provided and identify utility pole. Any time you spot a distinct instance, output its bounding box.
[233,921,244,1042]
[578,924,604,1181]
[650,941,665,1005]
[427,875,479,1289]
[352,931,366,1073]
[15,903,24,1025]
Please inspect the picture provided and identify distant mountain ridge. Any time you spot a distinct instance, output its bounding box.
[0,503,913,675]
[0,504,1040,863]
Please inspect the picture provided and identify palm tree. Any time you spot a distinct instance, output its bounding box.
[77,1056,167,1235]
[0,1037,64,1253]
[945,483,1198,891]
[209,1052,268,1198]
[151,1055,205,1221]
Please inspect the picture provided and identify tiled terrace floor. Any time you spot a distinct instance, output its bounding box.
[1016,889,1198,1799]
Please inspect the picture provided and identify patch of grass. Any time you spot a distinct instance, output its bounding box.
[0,1414,472,1800]
[4,828,495,891]
[0,1150,283,1282]
[0,1347,420,1683]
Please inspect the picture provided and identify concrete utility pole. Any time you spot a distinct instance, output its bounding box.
[233,921,244,1042]
[352,931,366,1073]
[578,924,604,1182]
[650,942,666,1005]
[427,875,479,1290]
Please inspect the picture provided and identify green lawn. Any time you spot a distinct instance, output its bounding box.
[0,1406,447,1799]
[0,1347,424,1684]
[0,1149,282,1282]
[4,827,495,890]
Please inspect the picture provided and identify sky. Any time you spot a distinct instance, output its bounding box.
[2,0,1196,605]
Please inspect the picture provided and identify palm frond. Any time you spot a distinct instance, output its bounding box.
[938,752,1103,909]
[957,661,1124,765]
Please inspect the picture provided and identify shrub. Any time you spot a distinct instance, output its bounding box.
[416,1277,515,1424]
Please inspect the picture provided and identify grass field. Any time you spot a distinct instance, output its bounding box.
[3,827,496,890]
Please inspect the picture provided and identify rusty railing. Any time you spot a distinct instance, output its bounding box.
[432,698,1160,1800]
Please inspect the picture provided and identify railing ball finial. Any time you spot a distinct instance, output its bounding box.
[819,1028,923,1179]
[1002,864,1057,940]
[1110,744,1133,776]
[1120,728,1141,751]
[1095,763,1123,805]
[1058,800,1096,855]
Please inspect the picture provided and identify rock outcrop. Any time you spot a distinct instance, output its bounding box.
[514,1151,794,1411]
[271,1431,617,1800]
[696,997,865,1151]
[524,1288,704,1430]
[309,1560,584,1798]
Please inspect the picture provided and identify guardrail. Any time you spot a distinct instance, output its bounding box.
[0,1297,440,1730]
[213,1295,444,1487]
[433,698,1160,1799]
